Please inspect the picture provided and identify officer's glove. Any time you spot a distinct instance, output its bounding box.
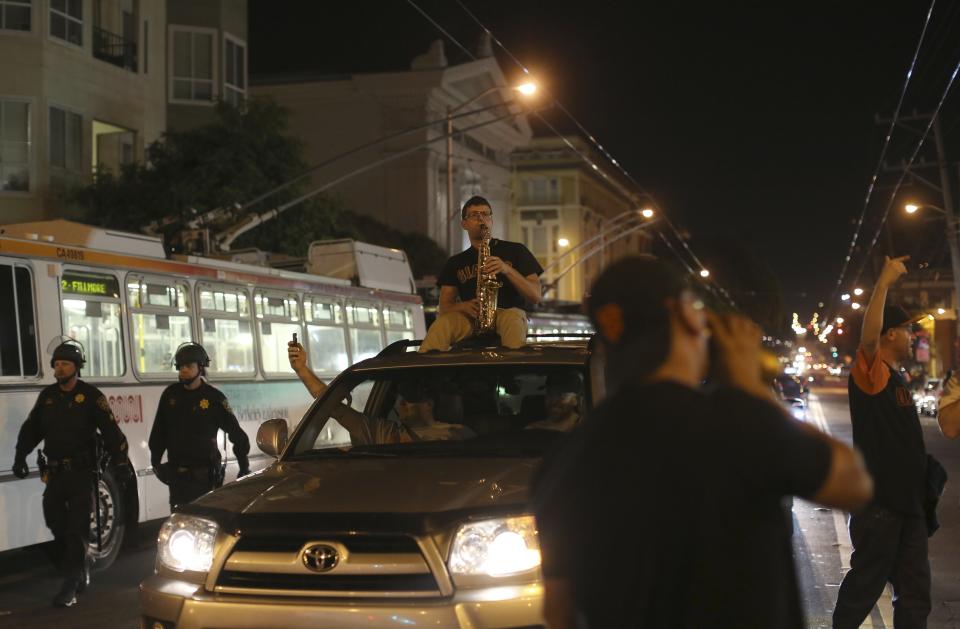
[154,462,173,486]
[12,456,29,479]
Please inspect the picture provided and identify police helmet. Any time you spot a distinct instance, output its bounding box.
[50,341,85,369]
[174,342,210,369]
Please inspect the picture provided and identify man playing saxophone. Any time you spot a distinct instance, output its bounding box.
[419,196,543,352]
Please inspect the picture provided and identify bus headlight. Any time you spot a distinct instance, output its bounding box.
[448,515,541,577]
[158,514,219,573]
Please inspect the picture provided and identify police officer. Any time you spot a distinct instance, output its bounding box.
[149,343,250,508]
[12,341,131,608]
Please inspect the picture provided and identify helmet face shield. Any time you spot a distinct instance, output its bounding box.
[49,340,85,370]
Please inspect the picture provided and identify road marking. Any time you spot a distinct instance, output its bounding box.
[809,394,894,628]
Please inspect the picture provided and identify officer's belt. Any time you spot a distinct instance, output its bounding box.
[46,452,94,472]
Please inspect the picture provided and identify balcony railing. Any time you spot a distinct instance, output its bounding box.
[93,25,137,72]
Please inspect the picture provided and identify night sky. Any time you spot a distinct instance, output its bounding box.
[250,1,957,319]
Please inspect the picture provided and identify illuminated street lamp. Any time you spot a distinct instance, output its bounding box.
[836,317,844,324]
[557,238,570,248]
[851,302,862,310]
[853,287,864,296]
[699,269,710,278]
[905,203,920,214]
[841,293,850,301]
[641,208,655,219]
[446,80,538,252]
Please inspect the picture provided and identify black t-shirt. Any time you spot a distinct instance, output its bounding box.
[848,350,926,516]
[436,239,543,310]
[532,381,832,629]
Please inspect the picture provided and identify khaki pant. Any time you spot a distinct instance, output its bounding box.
[419,308,528,352]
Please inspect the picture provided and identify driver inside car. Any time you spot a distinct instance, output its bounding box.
[287,342,474,445]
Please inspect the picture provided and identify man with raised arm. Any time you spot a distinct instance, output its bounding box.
[833,255,932,629]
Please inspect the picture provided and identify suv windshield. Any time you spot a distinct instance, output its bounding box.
[288,365,588,458]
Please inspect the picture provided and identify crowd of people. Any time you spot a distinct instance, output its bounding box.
[11,194,957,627]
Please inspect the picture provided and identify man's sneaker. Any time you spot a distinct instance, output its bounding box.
[52,579,79,607]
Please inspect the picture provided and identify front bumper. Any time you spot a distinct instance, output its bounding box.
[139,574,544,629]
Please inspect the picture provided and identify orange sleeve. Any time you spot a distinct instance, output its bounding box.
[851,348,890,395]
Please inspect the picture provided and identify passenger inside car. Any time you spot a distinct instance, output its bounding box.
[525,372,583,432]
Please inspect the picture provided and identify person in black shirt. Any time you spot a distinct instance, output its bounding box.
[419,196,543,351]
[149,343,250,508]
[13,341,131,608]
[833,255,932,629]
[533,256,873,629]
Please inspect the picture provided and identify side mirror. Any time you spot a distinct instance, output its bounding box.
[257,418,289,457]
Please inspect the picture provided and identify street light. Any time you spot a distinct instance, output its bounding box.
[853,287,864,296]
[641,208,655,219]
[446,81,538,253]
[557,238,570,247]
[851,302,862,310]
[904,200,960,370]
[841,293,850,301]
[699,269,710,278]
[836,317,844,324]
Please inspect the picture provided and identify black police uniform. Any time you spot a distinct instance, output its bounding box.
[14,379,129,603]
[149,381,250,507]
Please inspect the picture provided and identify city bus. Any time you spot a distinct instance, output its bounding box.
[0,220,425,566]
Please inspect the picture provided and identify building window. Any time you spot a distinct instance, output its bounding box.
[522,177,560,204]
[0,0,31,31]
[170,26,215,103]
[223,34,246,106]
[92,0,137,72]
[49,106,82,173]
[50,0,82,46]
[0,99,30,192]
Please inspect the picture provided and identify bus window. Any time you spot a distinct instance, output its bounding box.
[127,276,193,377]
[346,301,383,362]
[197,283,255,376]
[254,291,302,376]
[383,304,415,345]
[60,270,124,378]
[0,264,39,377]
[304,296,348,374]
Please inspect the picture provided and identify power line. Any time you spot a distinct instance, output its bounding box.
[824,0,937,319]
[850,54,960,286]
[407,0,734,306]
[450,0,724,299]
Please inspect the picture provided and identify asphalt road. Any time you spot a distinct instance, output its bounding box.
[0,385,958,628]
[797,386,960,628]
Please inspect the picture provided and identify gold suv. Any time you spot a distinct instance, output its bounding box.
[139,338,602,628]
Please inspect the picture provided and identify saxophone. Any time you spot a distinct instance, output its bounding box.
[475,225,502,333]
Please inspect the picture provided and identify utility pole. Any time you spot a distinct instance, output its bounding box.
[880,111,960,370]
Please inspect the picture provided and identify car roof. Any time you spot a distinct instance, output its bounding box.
[348,340,592,373]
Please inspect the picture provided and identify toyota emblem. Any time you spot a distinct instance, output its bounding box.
[302,544,340,572]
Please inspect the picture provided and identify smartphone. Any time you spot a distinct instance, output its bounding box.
[292,332,298,345]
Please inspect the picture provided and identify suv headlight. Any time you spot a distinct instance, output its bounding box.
[448,515,541,577]
[158,514,219,572]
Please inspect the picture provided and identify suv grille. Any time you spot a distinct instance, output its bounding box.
[214,533,442,598]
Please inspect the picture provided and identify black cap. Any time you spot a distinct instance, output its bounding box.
[586,255,689,346]
[50,342,85,369]
[174,343,210,368]
[881,305,920,335]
